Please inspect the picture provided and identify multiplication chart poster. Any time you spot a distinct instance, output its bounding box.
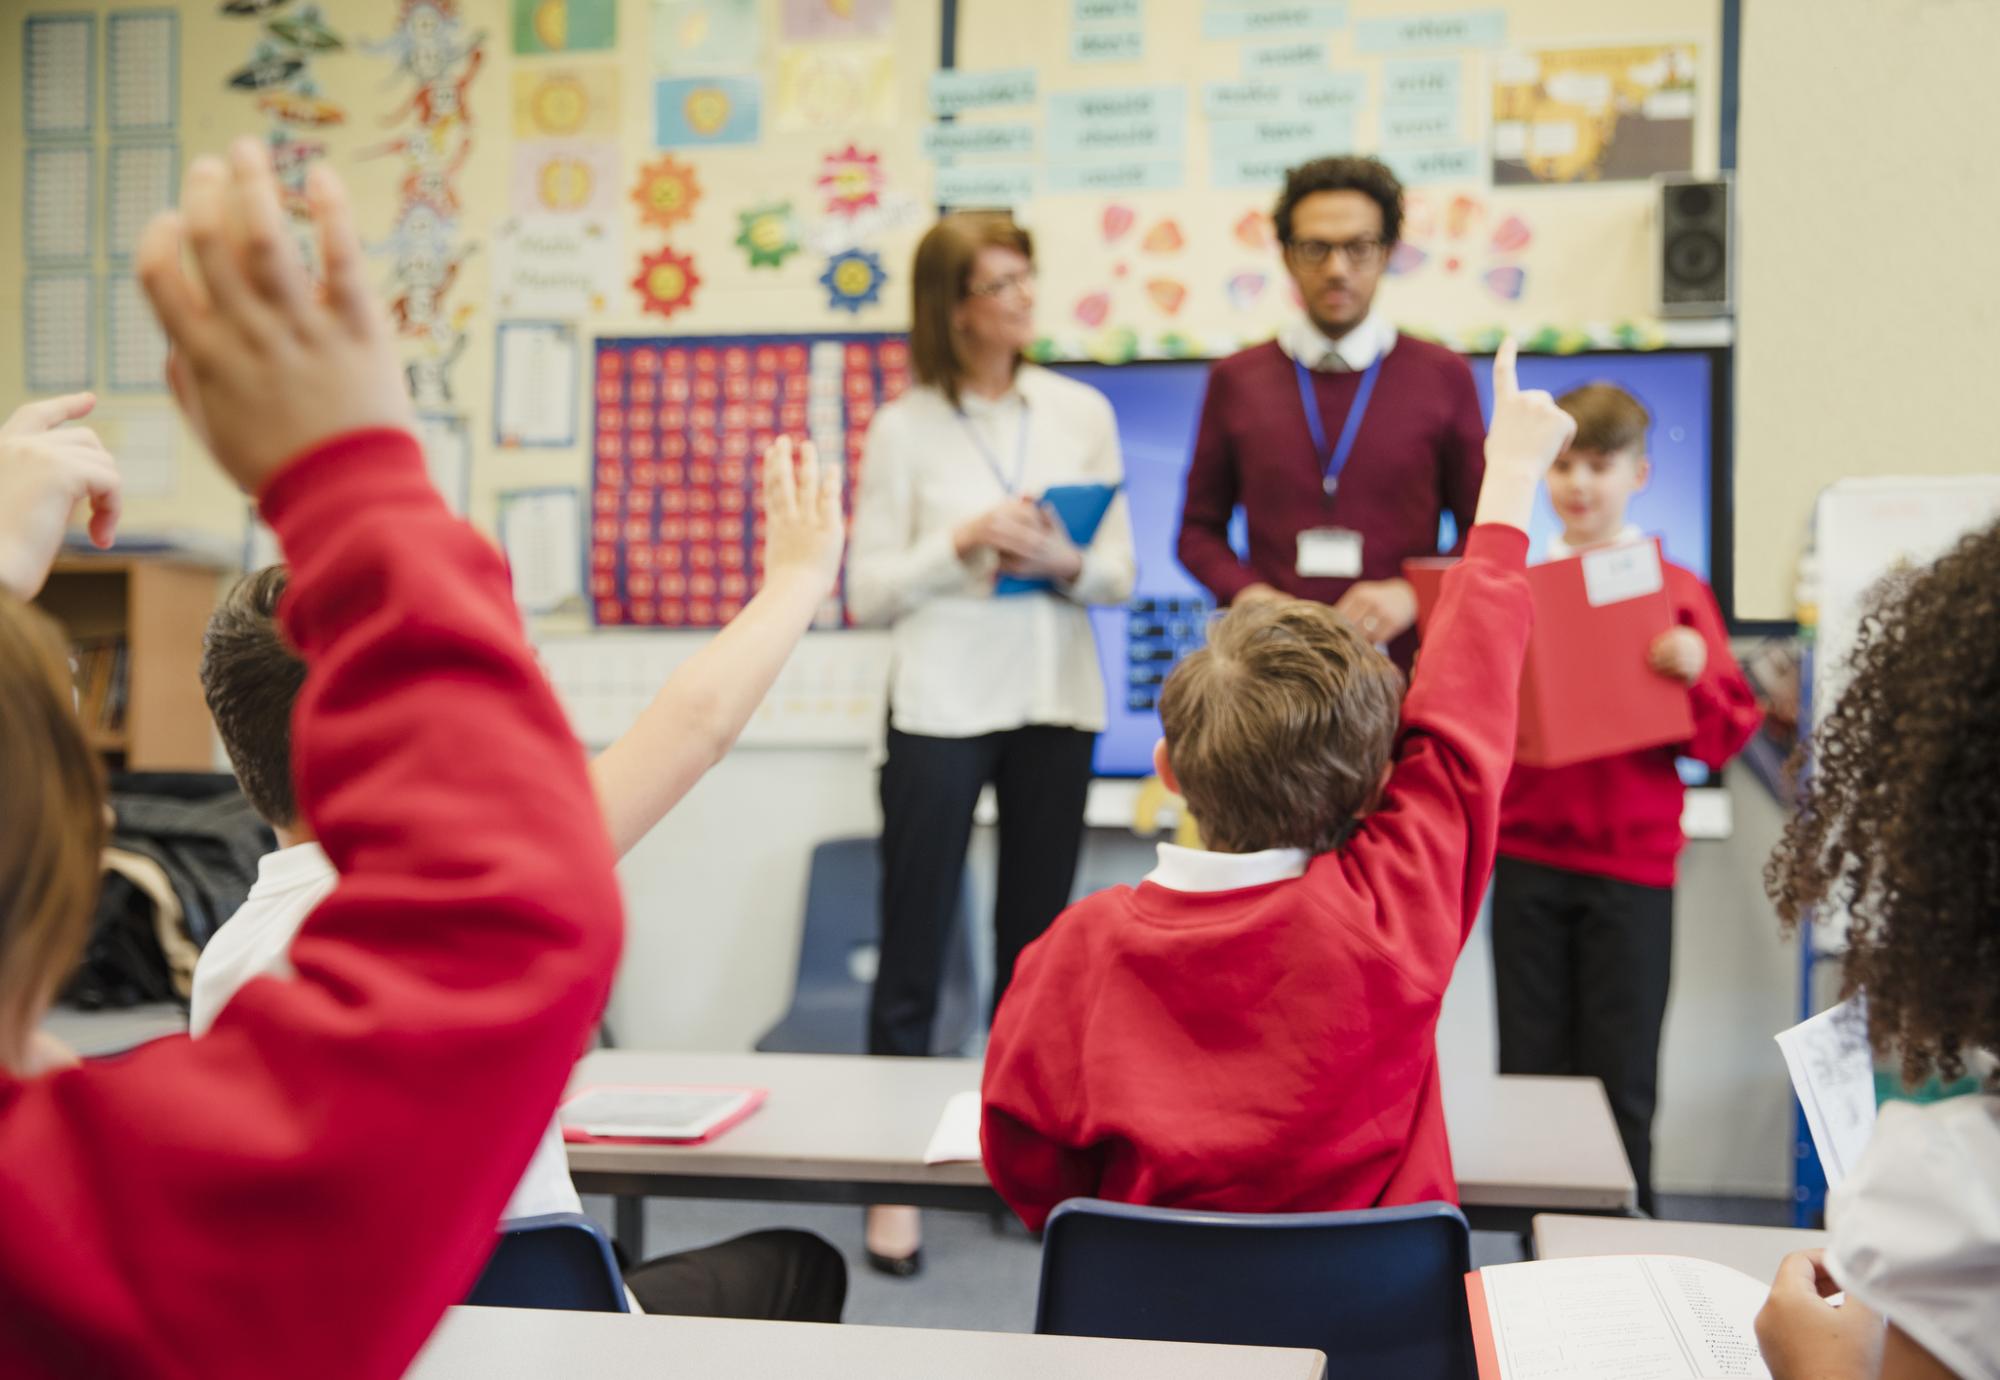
[589,332,910,629]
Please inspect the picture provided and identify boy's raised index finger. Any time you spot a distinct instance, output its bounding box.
[1493,337,1519,399]
[229,136,310,309]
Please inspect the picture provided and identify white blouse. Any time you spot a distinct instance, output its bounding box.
[846,364,1135,739]
[1827,1093,2000,1380]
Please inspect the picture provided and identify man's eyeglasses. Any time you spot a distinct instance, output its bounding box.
[967,269,1036,300]
[1288,237,1388,270]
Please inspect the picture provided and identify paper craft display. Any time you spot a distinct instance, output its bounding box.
[513,0,617,54]
[1775,995,1877,1190]
[107,12,179,133]
[631,246,703,318]
[560,1085,765,1144]
[1493,45,1698,186]
[632,155,703,230]
[495,321,580,447]
[995,484,1120,596]
[24,275,94,393]
[656,75,763,147]
[588,333,912,628]
[653,0,760,73]
[819,250,888,314]
[818,144,885,218]
[499,488,585,614]
[735,203,803,268]
[513,66,619,139]
[1469,1255,1772,1380]
[511,140,620,216]
[492,216,619,315]
[24,15,95,139]
[775,44,897,131]
[1407,538,1693,769]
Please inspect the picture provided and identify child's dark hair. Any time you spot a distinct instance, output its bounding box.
[1272,156,1405,248]
[200,566,306,828]
[1765,519,2000,1087]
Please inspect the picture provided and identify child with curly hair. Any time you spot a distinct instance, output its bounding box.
[1754,517,2000,1380]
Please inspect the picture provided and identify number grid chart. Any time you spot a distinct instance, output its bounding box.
[106,143,178,262]
[106,11,180,134]
[24,14,95,139]
[105,275,168,393]
[25,275,95,393]
[589,333,911,630]
[25,145,95,264]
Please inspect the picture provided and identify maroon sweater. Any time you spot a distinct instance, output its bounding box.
[1177,336,1487,667]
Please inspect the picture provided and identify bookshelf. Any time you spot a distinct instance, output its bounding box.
[34,553,228,771]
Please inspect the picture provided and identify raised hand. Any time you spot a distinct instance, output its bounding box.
[136,139,414,495]
[0,394,122,599]
[760,435,845,594]
[1474,338,1574,533]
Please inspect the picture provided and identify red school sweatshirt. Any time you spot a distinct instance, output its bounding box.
[0,432,623,1380]
[1498,560,1763,888]
[981,525,1533,1231]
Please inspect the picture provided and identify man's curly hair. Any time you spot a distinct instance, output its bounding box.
[1765,518,2000,1087]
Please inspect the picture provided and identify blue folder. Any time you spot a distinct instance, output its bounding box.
[994,482,1121,596]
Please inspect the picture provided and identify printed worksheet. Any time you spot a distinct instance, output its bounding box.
[1479,1255,1772,1380]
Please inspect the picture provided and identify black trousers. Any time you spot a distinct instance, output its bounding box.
[869,724,1096,1057]
[624,1229,846,1321]
[1491,856,1675,1216]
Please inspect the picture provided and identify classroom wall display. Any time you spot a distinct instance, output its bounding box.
[587,333,911,630]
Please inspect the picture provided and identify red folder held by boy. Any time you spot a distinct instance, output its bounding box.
[1406,537,1693,769]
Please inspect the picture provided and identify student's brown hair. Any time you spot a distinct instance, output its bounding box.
[1557,383,1651,456]
[1766,519,2000,1088]
[909,212,1034,408]
[1160,598,1405,855]
[0,595,108,1056]
[200,566,306,829]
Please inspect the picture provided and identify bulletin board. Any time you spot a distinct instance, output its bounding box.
[943,0,1725,361]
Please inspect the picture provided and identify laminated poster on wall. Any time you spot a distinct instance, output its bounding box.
[1492,44,1699,186]
[513,0,618,54]
[780,0,893,43]
[499,488,586,616]
[495,321,581,449]
[656,75,763,147]
[514,65,622,140]
[415,412,473,516]
[773,44,897,132]
[511,139,622,217]
[653,0,761,74]
[492,215,622,316]
[632,246,703,318]
[632,155,704,231]
[735,202,803,269]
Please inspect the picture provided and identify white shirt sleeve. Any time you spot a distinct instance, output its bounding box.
[1826,1094,2000,1380]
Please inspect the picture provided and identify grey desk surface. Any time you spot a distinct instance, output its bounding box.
[406,1307,1329,1379]
[1533,1214,1827,1284]
[568,1050,1636,1212]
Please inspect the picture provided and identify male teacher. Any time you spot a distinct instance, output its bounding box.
[1177,155,1485,668]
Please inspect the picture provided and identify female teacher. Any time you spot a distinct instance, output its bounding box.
[1177,155,1485,669]
[846,212,1134,1276]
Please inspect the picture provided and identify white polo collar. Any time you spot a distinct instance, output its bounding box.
[1143,841,1309,893]
[1545,523,1645,562]
[1278,310,1397,373]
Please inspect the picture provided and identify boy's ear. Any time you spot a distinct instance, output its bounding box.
[1632,451,1652,491]
[1152,738,1180,796]
[1360,760,1394,816]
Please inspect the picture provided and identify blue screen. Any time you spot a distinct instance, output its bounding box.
[1054,350,1719,777]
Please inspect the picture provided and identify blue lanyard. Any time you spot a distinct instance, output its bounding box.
[1295,355,1382,498]
[957,399,1031,496]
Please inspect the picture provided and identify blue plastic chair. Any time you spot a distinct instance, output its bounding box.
[465,1212,631,1312]
[755,836,977,1057]
[1036,1198,1475,1379]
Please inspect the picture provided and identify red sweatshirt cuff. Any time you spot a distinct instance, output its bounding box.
[1461,524,1530,569]
[258,427,436,569]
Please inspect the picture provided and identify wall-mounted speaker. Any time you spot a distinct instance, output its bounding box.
[1657,174,1734,318]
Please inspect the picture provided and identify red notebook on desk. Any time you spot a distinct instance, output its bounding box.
[559,1084,766,1145]
[1406,538,1693,769]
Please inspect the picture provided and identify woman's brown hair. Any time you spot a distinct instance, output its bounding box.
[1766,519,2000,1087]
[0,594,106,1064]
[908,211,1034,407]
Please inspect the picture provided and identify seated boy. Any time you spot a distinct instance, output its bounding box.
[1492,383,1762,1216]
[980,343,1574,1228]
[190,436,848,1321]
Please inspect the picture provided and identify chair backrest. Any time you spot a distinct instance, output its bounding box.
[1036,1198,1475,1380]
[465,1212,631,1312]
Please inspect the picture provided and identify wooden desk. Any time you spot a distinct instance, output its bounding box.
[569,1051,1636,1256]
[1533,1214,1826,1284]
[406,1306,1329,1379]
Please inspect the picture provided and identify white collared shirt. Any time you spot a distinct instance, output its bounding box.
[1278,309,1399,373]
[188,841,584,1225]
[847,364,1136,739]
[1544,523,1645,562]
[1144,841,1310,892]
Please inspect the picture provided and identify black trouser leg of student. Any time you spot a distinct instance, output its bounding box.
[870,728,992,1057]
[1572,872,1675,1219]
[1491,857,1582,1077]
[625,1230,848,1322]
[989,725,1096,1016]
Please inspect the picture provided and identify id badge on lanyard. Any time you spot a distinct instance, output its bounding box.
[1295,356,1380,581]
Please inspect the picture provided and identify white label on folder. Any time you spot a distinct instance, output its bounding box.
[1581,540,1664,607]
[1297,527,1364,578]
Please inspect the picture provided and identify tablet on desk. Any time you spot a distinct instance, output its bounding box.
[560,1085,766,1144]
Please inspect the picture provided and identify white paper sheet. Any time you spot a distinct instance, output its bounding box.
[494,322,579,448]
[26,145,93,263]
[1774,994,1877,1189]
[25,15,94,138]
[1481,1255,1772,1379]
[500,489,583,614]
[25,275,94,392]
[490,215,622,317]
[106,12,177,132]
[923,1090,983,1165]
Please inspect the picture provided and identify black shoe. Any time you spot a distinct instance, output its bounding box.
[866,1246,924,1279]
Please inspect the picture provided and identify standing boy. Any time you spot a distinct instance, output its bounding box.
[1493,383,1763,1216]
[980,343,1571,1229]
